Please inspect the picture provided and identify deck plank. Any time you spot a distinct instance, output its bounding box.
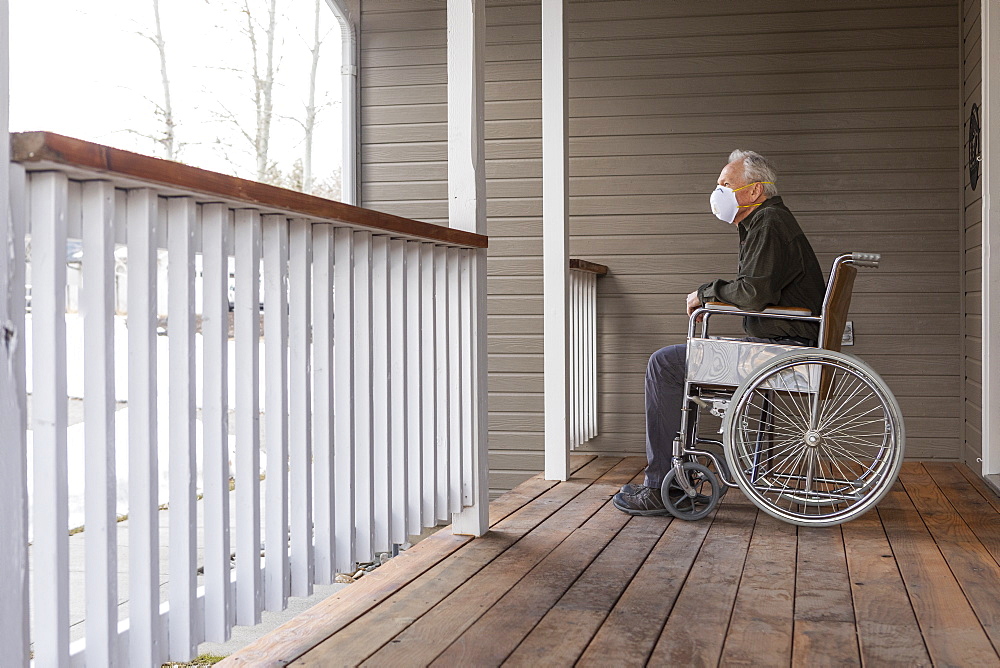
[899,463,1000,655]
[429,471,650,666]
[222,455,598,667]
[878,482,999,666]
[925,462,1000,565]
[792,525,860,666]
[719,512,796,667]
[293,457,639,666]
[576,500,719,667]
[842,510,930,667]
[646,494,758,667]
[487,455,598,524]
[356,458,644,667]
[954,462,1000,515]
[500,514,669,667]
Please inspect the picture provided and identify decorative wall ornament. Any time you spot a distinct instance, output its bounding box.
[970,103,982,191]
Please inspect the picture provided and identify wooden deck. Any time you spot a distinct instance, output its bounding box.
[222,456,1000,667]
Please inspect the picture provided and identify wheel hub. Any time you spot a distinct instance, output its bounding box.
[804,430,823,447]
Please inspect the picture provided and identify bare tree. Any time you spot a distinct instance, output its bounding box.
[302,0,323,193]
[207,0,339,191]
[151,0,176,160]
[241,0,280,182]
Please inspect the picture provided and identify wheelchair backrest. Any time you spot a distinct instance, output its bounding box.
[819,260,858,352]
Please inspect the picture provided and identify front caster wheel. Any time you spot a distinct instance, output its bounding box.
[661,462,721,521]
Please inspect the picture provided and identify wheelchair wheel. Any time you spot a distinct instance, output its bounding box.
[661,461,721,521]
[723,349,904,527]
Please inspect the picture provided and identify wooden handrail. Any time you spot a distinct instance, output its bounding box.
[11,131,487,249]
[569,258,608,275]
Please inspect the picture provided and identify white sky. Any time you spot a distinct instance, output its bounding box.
[10,0,343,188]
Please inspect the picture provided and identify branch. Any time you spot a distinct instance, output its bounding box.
[212,102,256,147]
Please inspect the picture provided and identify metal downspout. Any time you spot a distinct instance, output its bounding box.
[326,0,359,206]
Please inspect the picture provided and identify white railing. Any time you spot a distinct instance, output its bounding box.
[568,259,606,449]
[7,132,488,667]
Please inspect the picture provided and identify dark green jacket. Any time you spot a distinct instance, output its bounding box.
[697,196,825,342]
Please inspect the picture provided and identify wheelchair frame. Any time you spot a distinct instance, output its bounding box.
[665,252,906,527]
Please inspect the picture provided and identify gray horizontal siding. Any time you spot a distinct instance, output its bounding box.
[361,0,963,495]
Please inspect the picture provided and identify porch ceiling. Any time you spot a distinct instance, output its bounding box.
[224,456,1000,666]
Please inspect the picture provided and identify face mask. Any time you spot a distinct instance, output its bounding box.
[709,182,772,224]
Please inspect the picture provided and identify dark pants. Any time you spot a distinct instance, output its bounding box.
[643,337,812,488]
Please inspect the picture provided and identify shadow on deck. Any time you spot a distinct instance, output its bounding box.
[222,455,1000,667]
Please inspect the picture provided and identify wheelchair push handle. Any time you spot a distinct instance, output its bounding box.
[851,251,881,268]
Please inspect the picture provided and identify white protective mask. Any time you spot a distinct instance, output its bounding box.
[709,181,771,224]
[710,186,739,224]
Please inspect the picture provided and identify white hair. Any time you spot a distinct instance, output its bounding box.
[729,149,779,197]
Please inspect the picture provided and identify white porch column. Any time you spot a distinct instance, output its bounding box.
[982,0,1000,475]
[447,0,489,536]
[0,1,30,662]
[542,0,570,480]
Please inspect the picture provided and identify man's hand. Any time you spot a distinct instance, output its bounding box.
[686,290,702,316]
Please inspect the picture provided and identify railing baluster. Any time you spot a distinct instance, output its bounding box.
[579,271,585,446]
[460,249,474,505]
[569,270,577,450]
[447,248,463,514]
[583,272,590,441]
[584,272,589,441]
[66,181,81,314]
[167,197,198,659]
[573,272,586,446]
[389,238,408,545]
[405,241,424,537]
[312,225,335,583]
[333,227,356,574]
[201,203,231,642]
[353,231,374,562]
[580,272,585,441]
[234,208,262,626]
[434,244,450,521]
[31,171,71,668]
[420,243,437,527]
[126,188,162,666]
[262,214,290,611]
[587,274,597,438]
[371,236,391,554]
[289,219,314,597]
[82,180,118,667]
[0,163,30,666]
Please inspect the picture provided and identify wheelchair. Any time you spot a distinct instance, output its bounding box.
[663,252,905,527]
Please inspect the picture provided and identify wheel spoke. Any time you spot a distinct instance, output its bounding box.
[817,371,865,428]
[773,373,812,429]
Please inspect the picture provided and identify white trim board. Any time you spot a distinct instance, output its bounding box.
[982,0,1000,475]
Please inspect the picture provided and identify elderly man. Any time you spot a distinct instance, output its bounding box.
[613,149,827,516]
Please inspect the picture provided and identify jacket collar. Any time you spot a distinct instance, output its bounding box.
[738,196,784,240]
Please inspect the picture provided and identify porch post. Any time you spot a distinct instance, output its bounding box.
[447,0,489,536]
[982,0,1000,475]
[0,1,30,662]
[542,0,570,480]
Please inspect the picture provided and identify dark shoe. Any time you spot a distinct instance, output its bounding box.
[620,483,648,495]
[613,486,668,516]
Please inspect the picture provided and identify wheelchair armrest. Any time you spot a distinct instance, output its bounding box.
[690,302,821,339]
[704,301,813,316]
